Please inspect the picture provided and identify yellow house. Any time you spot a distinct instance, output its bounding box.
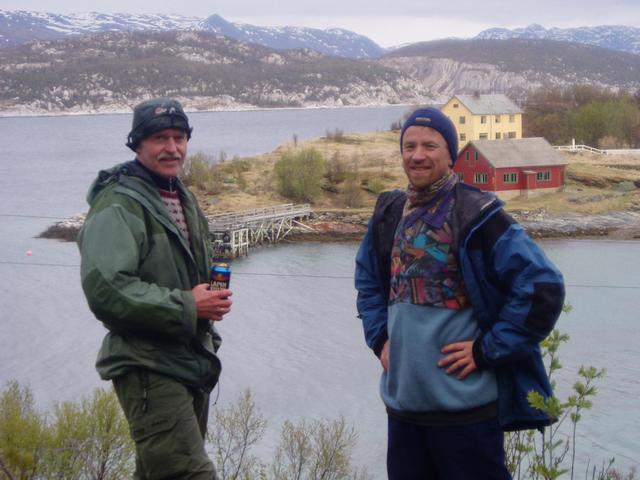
[441,94,523,150]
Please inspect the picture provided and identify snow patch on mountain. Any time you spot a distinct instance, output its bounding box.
[476,24,640,55]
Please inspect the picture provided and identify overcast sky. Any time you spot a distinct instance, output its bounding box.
[4,0,640,47]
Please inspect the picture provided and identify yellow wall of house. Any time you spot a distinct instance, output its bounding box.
[441,96,523,151]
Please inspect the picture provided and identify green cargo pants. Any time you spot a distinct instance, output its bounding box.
[113,369,217,480]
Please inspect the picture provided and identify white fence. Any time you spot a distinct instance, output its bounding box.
[554,144,605,154]
[553,140,640,156]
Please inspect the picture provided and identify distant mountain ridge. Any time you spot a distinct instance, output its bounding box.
[0,10,384,58]
[0,30,429,115]
[476,24,640,56]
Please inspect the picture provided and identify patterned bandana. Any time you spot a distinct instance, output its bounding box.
[403,173,459,230]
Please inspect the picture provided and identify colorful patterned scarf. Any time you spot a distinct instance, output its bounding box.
[403,173,459,230]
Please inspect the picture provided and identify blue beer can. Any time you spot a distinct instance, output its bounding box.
[210,262,231,290]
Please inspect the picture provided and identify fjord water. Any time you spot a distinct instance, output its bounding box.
[1,108,638,476]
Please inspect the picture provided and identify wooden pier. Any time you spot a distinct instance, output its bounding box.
[207,204,313,258]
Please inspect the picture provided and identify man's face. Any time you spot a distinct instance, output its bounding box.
[136,128,188,178]
[401,126,452,189]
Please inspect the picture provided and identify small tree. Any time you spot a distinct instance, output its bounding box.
[209,391,370,480]
[208,390,267,480]
[271,416,359,480]
[610,99,640,148]
[325,151,348,186]
[44,388,134,479]
[182,152,225,194]
[340,154,365,208]
[0,381,49,479]
[78,388,135,480]
[569,102,610,147]
[504,304,611,480]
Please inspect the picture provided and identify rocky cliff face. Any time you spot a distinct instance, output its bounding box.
[378,57,541,102]
[0,31,431,115]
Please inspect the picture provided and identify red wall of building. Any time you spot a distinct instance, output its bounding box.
[454,146,495,190]
[454,144,565,192]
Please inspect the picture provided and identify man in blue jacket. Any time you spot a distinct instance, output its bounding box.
[355,108,565,479]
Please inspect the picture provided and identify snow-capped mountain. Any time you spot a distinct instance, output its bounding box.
[0,10,384,58]
[198,14,384,59]
[0,11,200,45]
[476,24,640,56]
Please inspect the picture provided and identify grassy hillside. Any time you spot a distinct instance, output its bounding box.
[189,131,640,218]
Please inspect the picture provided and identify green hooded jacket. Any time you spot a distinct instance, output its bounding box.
[78,160,221,392]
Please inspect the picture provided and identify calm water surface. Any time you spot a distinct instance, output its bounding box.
[0,109,638,477]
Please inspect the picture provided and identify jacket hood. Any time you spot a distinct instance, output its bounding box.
[86,160,174,205]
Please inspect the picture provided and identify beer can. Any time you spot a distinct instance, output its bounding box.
[210,262,231,290]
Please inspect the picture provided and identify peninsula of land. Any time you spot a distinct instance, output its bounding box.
[40,130,640,242]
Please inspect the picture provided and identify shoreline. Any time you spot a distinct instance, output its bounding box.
[0,102,411,120]
[38,210,640,243]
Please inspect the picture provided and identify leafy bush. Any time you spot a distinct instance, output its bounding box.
[0,382,135,479]
[341,173,365,208]
[364,177,386,195]
[181,152,216,190]
[325,152,348,185]
[274,148,325,202]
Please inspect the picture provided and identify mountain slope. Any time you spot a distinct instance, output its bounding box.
[0,10,384,58]
[0,30,430,114]
[476,24,640,56]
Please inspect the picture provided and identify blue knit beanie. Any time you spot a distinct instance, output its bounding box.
[400,108,458,165]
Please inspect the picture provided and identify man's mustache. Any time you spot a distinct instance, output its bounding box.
[158,153,182,161]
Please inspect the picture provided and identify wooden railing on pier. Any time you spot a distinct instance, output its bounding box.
[207,204,313,258]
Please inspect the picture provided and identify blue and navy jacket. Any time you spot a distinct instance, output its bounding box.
[355,183,565,431]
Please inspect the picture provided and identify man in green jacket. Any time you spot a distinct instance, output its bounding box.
[78,98,232,479]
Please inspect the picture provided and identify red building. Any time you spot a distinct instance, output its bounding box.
[454,138,568,198]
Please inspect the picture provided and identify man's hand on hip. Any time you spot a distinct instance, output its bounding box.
[380,340,390,372]
[438,340,477,380]
[192,284,233,321]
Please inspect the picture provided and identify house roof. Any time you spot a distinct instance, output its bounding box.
[463,138,568,168]
[454,94,522,114]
